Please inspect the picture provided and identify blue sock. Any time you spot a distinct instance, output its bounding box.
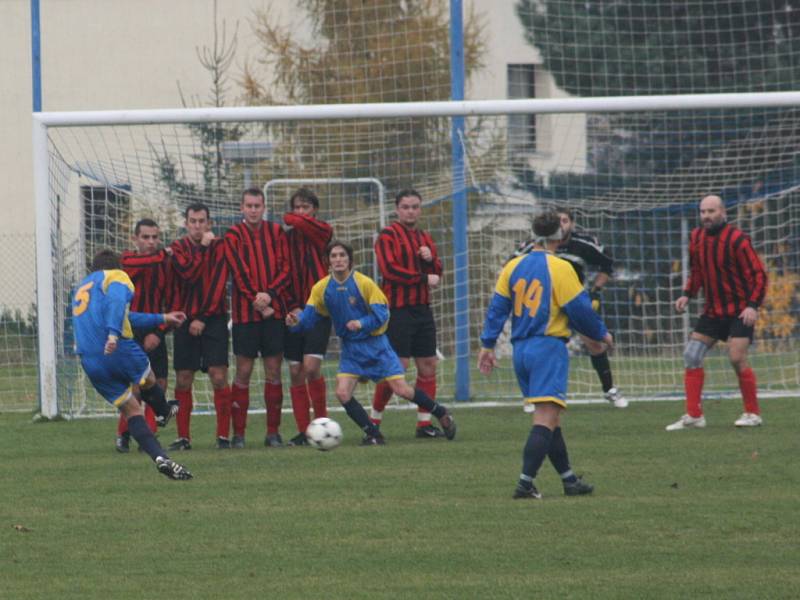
[548,427,577,483]
[520,425,553,486]
[412,388,446,419]
[128,415,165,461]
[343,398,380,436]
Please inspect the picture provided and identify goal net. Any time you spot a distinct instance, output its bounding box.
[33,96,800,418]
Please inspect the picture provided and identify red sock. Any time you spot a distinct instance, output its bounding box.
[117,413,128,436]
[231,384,250,437]
[738,368,760,414]
[144,403,158,433]
[265,382,283,435]
[214,386,232,439]
[371,380,393,424]
[175,388,193,440]
[290,384,311,434]
[308,376,327,419]
[415,374,436,428]
[684,368,704,418]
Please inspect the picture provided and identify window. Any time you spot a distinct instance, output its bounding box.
[507,64,537,155]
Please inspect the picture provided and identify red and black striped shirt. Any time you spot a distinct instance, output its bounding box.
[284,212,333,306]
[684,223,767,318]
[121,249,172,330]
[375,221,443,308]
[224,220,292,323]
[169,237,228,321]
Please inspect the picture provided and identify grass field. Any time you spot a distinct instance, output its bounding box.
[2,397,799,599]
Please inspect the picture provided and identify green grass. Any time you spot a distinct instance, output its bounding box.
[2,398,799,599]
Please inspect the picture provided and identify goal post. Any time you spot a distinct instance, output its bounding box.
[32,92,800,418]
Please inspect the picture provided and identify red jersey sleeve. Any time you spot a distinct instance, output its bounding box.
[683,228,703,298]
[735,234,768,308]
[284,213,333,254]
[224,228,258,302]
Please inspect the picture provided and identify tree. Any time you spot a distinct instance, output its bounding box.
[240,0,487,192]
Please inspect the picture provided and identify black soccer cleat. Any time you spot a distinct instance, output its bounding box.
[513,483,542,500]
[287,432,310,447]
[231,435,245,449]
[156,456,193,480]
[167,437,192,451]
[415,424,446,439]
[115,433,130,453]
[215,436,231,449]
[360,432,386,446]
[437,410,457,440]
[563,476,594,496]
[264,433,284,448]
[155,400,179,428]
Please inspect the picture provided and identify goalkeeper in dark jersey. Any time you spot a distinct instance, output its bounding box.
[513,208,626,408]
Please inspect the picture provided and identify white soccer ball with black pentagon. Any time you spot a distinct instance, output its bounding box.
[305,417,343,451]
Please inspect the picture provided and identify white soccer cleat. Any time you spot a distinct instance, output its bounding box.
[665,414,706,431]
[734,412,763,427]
[605,387,628,408]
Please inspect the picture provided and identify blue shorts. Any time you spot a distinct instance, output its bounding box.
[512,336,569,411]
[80,339,151,407]
[338,335,405,383]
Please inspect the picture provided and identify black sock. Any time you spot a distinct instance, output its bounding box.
[590,352,614,392]
[412,388,446,419]
[128,415,165,461]
[343,398,380,437]
[547,427,577,482]
[521,424,553,485]
[140,383,170,419]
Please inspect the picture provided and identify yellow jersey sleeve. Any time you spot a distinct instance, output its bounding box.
[495,255,525,298]
[354,271,389,307]
[547,255,584,308]
[307,276,331,317]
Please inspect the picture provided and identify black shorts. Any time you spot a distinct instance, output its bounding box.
[694,314,754,342]
[133,329,168,380]
[173,314,230,372]
[284,316,332,363]
[386,305,437,359]
[232,318,286,359]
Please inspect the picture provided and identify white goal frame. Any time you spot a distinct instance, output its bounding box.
[33,91,800,417]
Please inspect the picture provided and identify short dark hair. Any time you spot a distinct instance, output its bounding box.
[184,202,210,220]
[395,188,422,206]
[326,239,354,269]
[133,218,158,235]
[554,206,574,222]
[91,248,121,271]
[241,187,265,204]
[532,211,562,238]
[289,187,320,210]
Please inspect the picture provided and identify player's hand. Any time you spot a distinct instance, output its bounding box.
[142,333,161,352]
[602,332,614,352]
[477,348,497,376]
[427,274,441,288]
[164,311,187,328]
[418,245,433,262]
[739,306,758,327]
[675,295,689,313]
[285,313,299,327]
[346,320,362,332]
[104,335,118,355]
[189,319,206,336]
[259,306,275,319]
[201,231,215,247]
[253,292,272,312]
[164,246,173,256]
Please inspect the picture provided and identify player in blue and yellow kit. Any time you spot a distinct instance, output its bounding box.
[73,249,192,480]
[478,212,613,499]
[287,240,455,445]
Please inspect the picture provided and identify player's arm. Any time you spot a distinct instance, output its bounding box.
[682,229,703,299]
[551,260,608,342]
[420,232,443,276]
[103,279,134,340]
[375,229,427,284]
[223,229,258,301]
[287,278,329,331]
[284,212,333,253]
[265,225,293,308]
[735,235,768,309]
[354,273,390,333]
[170,240,205,283]
[479,261,515,350]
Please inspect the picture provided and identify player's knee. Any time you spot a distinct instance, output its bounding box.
[683,339,709,369]
[334,389,350,404]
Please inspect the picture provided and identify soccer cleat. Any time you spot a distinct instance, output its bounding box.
[415,424,446,439]
[215,436,231,449]
[360,432,386,446]
[437,410,457,440]
[155,400,180,428]
[264,433,284,448]
[563,476,594,496]
[155,456,193,480]
[287,432,310,447]
[734,412,763,427]
[167,437,192,451]
[604,387,628,408]
[231,435,245,449]
[665,414,706,431]
[115,433,130,453]
[513,483,542,500]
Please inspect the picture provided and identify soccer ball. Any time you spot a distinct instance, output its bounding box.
[305,417,343,451]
